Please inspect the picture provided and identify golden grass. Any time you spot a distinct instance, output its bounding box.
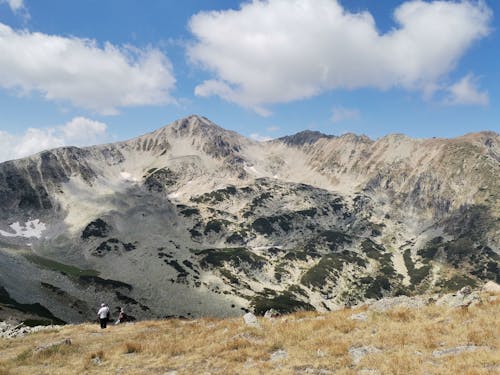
[0,292,498,374]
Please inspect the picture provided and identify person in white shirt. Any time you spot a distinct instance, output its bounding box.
[97,303,110,329]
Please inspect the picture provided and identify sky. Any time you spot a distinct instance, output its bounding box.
[0,0,499,162]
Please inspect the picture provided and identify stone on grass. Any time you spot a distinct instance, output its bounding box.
[243,312,260,327]
[270,349,288,361]
[432,345,484,358]
[350,312,368,321]
[349,346,382,365]
[264,309,280,319]
[34,338,72,353]
[483,281,500,293]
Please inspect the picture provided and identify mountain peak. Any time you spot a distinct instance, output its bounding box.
[278,130,333,146]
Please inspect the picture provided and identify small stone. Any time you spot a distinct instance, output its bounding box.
[91,356,102,366]
[349,346,382,365]
[432,345,483,358]
[350,313,368,321]
[270,349,288,361]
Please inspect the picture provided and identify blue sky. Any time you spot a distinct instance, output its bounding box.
[0,0,499,161]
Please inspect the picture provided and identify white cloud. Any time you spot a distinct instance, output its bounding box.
[0,117,110,162]
[0,1,30,21]
[331,106,360,123]
[1,0,23,12]
[250,133,273,142]
[188,0,491,114]
[445,74,489,106]
[0,23,176,114]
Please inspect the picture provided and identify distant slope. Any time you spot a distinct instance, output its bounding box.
[0,115,498,323]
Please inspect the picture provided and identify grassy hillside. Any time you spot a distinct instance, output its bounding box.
[0,290,498,375]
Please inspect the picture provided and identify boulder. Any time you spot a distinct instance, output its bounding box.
[483,281,500,293]
[243,312,259,327]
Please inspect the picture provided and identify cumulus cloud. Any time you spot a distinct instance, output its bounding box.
[445,74,489,106]
[0,23,176,114]
[331,106,360,123]
[188,0,491,114]
[0,117,110,162]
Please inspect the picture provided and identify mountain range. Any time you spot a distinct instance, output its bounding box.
[0,115,498,324]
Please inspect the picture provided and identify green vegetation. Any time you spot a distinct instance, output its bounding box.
[226,231,246,245]
[438,275,478,292]
[81,218,110,239]
[77,276,133,291]
[219,269,240,285]
[179,207,200,217]
[444,204,493,243]
[360,276,391,299]
[191,186,237,203]
[445,238,475,264]
[329,197,344,212]
[295,208,317,217]
[197,247,265,270]
[204,219,231,235]
[301,251,366,289]
[283,248,311,261]
[317,230,352,251]
[244,192,272,215]
[252,217,275,235]
[25,254,99,278]
[417,236,444,259]
[403,250,431,286]
[144,168,177,192]
[361,239,385,260]
[274,263,289,282]
[252,291,314,315]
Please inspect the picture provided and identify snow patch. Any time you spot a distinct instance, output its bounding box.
[0,219,46,239]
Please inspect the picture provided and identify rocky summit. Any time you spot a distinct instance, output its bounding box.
[0,115,498,324]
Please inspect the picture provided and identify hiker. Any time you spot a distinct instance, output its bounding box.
[115,307,127,325]
[97,303,110,329]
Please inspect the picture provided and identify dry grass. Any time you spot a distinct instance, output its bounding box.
[0,293,498,374]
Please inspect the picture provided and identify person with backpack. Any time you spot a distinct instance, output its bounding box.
[97,303,110,329]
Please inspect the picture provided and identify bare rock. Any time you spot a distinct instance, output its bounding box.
[432,345,486,358]
[270,349,288,361]
[34,338,72,353]
[349,346,382,365]
[369,296,426,312]
[243,312,259,327]
[483,281,500,293]
[350,312,368,321]
[264,309,280,319]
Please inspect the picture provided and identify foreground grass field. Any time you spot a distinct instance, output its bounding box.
[0,292,498,374]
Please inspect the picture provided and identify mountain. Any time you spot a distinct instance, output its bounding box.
[0,115,498,324]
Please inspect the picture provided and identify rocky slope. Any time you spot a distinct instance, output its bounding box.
[0,115,498,324]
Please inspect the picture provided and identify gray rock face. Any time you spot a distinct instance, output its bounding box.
[0,115,498,323]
